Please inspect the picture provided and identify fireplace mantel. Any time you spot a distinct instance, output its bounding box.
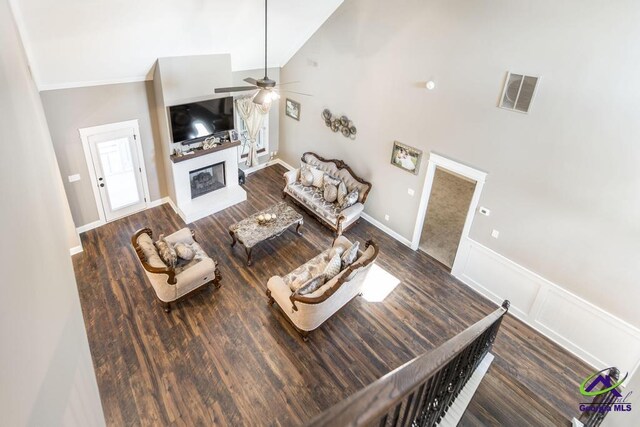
[171,143,246,223]
[170,140,241,164]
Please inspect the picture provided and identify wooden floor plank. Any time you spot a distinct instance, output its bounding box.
[72,164,591,426]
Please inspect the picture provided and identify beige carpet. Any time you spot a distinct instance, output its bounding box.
[420,167,476,268]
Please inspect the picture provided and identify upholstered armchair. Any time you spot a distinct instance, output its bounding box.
[131,227,221,312]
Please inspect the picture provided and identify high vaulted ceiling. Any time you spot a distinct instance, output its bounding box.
[11,0,342,90]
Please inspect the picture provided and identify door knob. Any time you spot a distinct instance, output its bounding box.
[99,183,105,187]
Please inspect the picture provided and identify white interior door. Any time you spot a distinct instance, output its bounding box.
[85,126,148,222]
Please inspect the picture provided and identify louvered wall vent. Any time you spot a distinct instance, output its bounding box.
[499,72,539,113]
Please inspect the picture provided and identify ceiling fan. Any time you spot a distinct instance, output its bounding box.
[214,0,310,104]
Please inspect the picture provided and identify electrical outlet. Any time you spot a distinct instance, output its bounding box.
[491,229,500,239]
[407,188,415,196]
[384,214,390,221]
[68,174,81,183]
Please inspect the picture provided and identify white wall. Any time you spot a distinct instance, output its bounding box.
[279,0,640,330]
[11,0,342,89]
[0,0,104,424]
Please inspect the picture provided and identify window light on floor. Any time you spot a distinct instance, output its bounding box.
[361,264,401,302]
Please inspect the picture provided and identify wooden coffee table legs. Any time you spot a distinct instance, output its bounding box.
[245,247,253,266]
[229,229,254,266]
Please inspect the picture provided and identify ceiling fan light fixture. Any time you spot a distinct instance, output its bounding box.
[252,88,279,106]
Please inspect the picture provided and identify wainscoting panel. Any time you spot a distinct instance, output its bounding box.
[455,237,640,380]
[461,243,540,320]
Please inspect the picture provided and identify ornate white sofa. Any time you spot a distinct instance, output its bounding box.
[131,227,221,312]
[283,152,372,235]
[266,236,378,340]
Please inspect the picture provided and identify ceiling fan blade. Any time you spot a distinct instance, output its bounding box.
[214,86,256,93]
[275,81,301,87]
[243,77,258,85]
[282,90,313,97]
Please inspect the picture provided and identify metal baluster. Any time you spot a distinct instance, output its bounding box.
[390,401,402,427]
[406,382,427,427]
[399,392,416,427]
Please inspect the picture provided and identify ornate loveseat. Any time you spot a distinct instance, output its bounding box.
[283,152,372,235]
[266,236,378,340]
[131,227,221,312]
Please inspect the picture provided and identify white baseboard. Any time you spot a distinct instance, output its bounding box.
[163,197,178,214]
[242,158,295,176]
[69,245,83,256]
[76,220,103,234]
[243,159,278,175]
[361,213,412,247]
[454,236,640,381]
[272,158,294,171]
[75,197,173,235]
[148,197,169,208]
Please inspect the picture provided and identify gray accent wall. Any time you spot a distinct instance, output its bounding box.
[279,0,640,327]
[41,81,166,227]
[1,0,104,424]
[41,61,280,228]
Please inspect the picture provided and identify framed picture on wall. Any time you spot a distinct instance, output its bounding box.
[285,98,300,120]
[391,141,422,175]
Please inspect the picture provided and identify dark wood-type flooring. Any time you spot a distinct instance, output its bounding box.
[73,164,591,426]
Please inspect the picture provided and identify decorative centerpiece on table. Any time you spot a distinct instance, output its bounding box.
[257,213,277,225]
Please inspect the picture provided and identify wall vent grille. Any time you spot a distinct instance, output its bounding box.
[499,72,539,113]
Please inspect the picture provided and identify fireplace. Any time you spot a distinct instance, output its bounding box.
[189,162,226,199]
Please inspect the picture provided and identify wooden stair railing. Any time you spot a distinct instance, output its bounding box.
[306,300,511,427]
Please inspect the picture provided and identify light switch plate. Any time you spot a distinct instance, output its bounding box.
[68,174,81,183]
[479,207,491,216]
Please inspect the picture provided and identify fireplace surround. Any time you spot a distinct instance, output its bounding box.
[170,143,246,224]
[190,162,226,199]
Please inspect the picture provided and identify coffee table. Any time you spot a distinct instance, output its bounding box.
[229,202,303,266]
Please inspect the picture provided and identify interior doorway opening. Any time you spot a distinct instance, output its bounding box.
[411,153,487,274]
[419,167,476,269]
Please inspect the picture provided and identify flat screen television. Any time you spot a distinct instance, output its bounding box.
[169,96,235,144]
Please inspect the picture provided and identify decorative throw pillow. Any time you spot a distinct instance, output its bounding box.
[309,166,325,188]
[297,274,326,296]
[341,189,359,209]
[322,253,342,281]
[324,174,341,187]
[337,181,348,206]
[341,241,360,269]
[154,235,177,268]
[300,169,314,186]
[323,183,338,203]
[174,242,195,261]
[329,245,345,258]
